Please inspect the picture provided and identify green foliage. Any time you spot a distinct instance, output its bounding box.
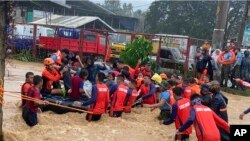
[13,50,33,62]
[120,36,153,68]
[221,87,250,97]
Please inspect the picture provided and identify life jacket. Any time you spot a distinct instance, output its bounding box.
[193,105,221,141]
[175,98,192,135]
[141,68,153,77]
[110,84,128,113]
[136,78,143,88]
[21,82,33,106]
[123,89,138,113]
[42,68,61,90]
[183,86,192,99]
[168,88,176,106]
[53,51,62,65]
[140,84,156,104]
[191,84,201,95]
[89,83,110,115]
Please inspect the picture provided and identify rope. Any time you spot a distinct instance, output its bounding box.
[4,91,93,114]
[0,79,4,105]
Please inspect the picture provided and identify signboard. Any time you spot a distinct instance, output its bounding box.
[243,25,250,47]
[33,10,50,18]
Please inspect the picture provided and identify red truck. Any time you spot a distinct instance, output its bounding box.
[39,29,111,61]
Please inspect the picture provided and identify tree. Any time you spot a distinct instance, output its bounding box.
[134,10,146,32]
[145,1,217,39]
[120,36,153,68]
[103,0,123,15]
[0,2,7,140]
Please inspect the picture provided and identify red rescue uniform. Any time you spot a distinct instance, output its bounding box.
[176,98,192,135]
[89,83,110,115]
[42,68,61,91]
[134,64,153,77]
[140,84,157,105]
[193,105,230,141]
[110,84,128,113]
[123,89,138,113]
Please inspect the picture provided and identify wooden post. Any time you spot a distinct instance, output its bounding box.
[0,2,7,140]
[32,24,37,58]
[156,36,162,64]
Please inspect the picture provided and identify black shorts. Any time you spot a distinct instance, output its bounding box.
[158,109,171,120]
[112,111,123,117]
[22,107,38,127]
[41,89,52,97]
[85,114,102,121]
[175,134,189,141]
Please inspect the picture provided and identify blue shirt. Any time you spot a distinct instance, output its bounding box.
[235,53,243,65]
[159,91,170,110]
[222,52,232,62]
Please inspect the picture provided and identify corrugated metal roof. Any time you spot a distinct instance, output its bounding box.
[30,15,116,31]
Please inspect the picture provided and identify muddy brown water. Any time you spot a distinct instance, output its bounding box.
[2,59,250,141]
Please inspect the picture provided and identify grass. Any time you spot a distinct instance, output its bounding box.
[221,87,250,97]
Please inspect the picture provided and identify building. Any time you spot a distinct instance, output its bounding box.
[14,0,138,31]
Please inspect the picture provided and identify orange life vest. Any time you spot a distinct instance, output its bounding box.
[123,89,138,113]
[53,51,63,65]
[110,84,128,113]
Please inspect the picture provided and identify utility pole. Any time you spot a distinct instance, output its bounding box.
[237,1,250,47]
[212,1,230,49]
[0,2,7,140]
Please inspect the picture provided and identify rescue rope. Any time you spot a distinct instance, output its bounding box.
[4,91,93,114]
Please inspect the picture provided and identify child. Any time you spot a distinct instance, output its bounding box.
[22,75,48,126]
[123,79,138,113]
[160,87,192,141]
[136,72,144,89]
[41,58,66,97]
[21,72,34,106]
[106,72,116,90]
[73,72,109,121]
[177,94,230,141]
[143,80,171,120]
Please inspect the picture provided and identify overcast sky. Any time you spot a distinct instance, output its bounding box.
[90,0,155,11]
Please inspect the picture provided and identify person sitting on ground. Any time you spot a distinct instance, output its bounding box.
[177,94,230,141]
[22,75,48,127]
[135,59,154,77]
[109,75,128,117]
[143,80,171,120]
[73,72,109,122]
[41,58,67,97]
[123,79,138,113]
[21,72,34,107]
[106,72,116,90]
[160,87,192,141]
[234,78,250,88]
[137,75,157,105]
[190,77,201,95]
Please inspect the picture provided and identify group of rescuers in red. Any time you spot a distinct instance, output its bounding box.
[20,48,250,141]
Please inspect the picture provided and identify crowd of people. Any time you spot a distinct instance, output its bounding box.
[20,47,250,141]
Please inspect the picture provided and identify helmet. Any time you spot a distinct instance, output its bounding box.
[44,58,55,65]
[151,73,162,84]
[160,73,167,79]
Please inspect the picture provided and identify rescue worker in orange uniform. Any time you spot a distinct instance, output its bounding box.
[73,72,110,121]
[138,75,157,105]
[41,58,67,96]
[110,75,128,117]
[177,94,230,141]
[135,59,154,77]
[160,87,192,141]
[123,79,138,113]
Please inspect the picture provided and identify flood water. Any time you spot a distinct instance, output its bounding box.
[2,59,250,141]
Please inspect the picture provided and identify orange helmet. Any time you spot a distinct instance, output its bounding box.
[44,58,55,65]
[160,73,167,79]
